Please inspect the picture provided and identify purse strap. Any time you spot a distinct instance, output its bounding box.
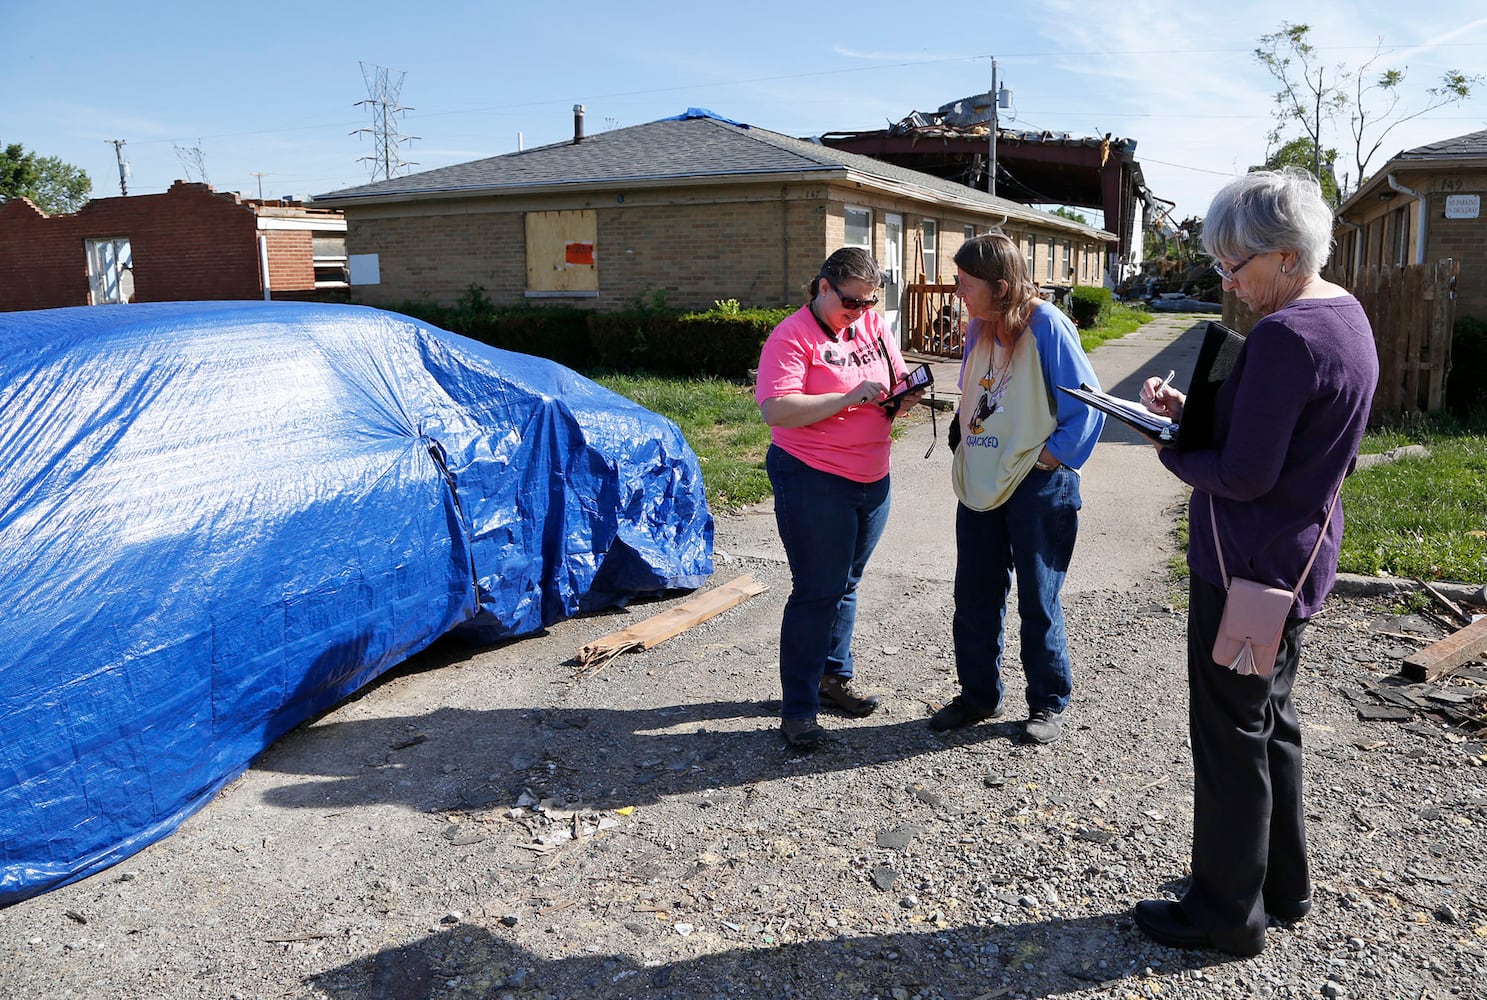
[1209,486,1341,597]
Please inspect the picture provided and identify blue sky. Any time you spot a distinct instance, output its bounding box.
[5,0,1487,222]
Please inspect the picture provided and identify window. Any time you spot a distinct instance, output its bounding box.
[1391,206,1410,267]
[313,234,348,288]
[1025,234,1036,275]
[1063,240,1072,280]
[921,219,938,281]
[525,209,599,297]
[85,237,133,305]
[844,206,871,249]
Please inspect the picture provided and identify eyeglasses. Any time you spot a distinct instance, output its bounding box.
[827,279,880,311]
[1212,254,1258,282]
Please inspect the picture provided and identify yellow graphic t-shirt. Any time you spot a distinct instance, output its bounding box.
[951,329,1057,511]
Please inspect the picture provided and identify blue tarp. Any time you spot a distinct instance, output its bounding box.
[0,301,713,905]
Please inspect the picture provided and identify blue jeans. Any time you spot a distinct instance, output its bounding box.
[952,465,1080,714]
[767,445,891,720]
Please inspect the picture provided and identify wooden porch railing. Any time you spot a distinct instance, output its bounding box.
[901,283,964,358]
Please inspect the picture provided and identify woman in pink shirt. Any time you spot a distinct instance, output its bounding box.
[754,247,924,749]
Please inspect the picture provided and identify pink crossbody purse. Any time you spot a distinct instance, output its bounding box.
[1209,490,1338,678]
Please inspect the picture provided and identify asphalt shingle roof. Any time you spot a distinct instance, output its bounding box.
[316,111,1112,238]
[1396,128,1487,161]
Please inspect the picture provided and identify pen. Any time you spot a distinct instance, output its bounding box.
[1156,369,1175,395]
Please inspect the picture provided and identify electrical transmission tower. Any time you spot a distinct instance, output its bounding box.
[352,62,418,181]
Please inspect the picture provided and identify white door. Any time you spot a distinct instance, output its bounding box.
[86,238,133,304]
[883,213,903,335]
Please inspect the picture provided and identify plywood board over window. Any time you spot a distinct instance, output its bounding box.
[526,210,599,297]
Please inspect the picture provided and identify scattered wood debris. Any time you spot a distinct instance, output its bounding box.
[1403,616,1487,683]
[575,574,768,675]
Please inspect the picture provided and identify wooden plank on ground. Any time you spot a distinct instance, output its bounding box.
[1401,616,1487,682]
[576,574,768,673]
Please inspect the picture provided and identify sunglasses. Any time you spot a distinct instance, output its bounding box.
[827,279,880,311]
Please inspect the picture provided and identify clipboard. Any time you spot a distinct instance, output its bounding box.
[1058,383,1176,444]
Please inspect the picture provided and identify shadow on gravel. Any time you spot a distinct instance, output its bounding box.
[254,699,1027,813]
[308,912,1235,999]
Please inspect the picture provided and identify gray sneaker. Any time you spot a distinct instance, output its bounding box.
[1024,707,1068,744]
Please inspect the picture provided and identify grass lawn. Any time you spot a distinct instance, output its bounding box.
[1345,414,1487,582]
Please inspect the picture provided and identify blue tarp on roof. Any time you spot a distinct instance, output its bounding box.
[0,301,713,905]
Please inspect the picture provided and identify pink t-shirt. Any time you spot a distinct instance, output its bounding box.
[754,304,906,483]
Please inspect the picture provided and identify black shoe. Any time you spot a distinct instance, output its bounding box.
[819,675,880,717]
[1133,900,1264,957]
[781,717,826,749]
[1265,895,1312,922]
[928,695,1004,732]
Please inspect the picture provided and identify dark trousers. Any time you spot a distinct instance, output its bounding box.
[1181,575,1310,953]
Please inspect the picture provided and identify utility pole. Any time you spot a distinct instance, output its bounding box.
[986,61,1012,199]
[989,59,997,197]
[250,172,268,200]
[108,139,129,196]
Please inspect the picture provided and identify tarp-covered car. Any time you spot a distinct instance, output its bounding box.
[0,301,713,905]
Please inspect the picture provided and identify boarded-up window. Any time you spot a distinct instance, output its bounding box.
[525,210,599,296]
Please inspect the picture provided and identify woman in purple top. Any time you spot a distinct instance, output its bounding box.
[1134,168,1379,956]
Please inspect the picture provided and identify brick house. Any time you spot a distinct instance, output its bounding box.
[1333,128,1487,321]
[313,109,1115,332]
[0,181,347,312]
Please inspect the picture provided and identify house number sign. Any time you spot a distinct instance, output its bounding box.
[1444,194,1479,219]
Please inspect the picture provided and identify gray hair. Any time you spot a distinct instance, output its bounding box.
[1201,167,1335,275]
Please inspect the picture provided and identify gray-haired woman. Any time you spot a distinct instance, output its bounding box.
[1135,167,1378,955]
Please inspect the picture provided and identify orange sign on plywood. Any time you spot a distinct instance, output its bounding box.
[565,242,595,266]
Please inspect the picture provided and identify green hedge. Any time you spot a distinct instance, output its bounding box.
[394,287,787,380]
[1067,285,1114,329]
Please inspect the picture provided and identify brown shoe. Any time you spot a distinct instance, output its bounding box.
[819,675,881,717]
[781,717,826,749]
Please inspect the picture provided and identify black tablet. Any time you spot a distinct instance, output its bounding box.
[880,362,934,409]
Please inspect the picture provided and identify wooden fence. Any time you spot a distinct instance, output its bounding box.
[1224,259,1459,422]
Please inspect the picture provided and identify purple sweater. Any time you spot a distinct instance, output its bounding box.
[1159,296,1378,618]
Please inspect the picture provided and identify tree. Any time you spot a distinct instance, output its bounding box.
[1254,24,1348,183]
[1263,136,1341,204]
[1346,46,1479,189]
[1050,206,1089,225]
[1254,23,1481,200]
[0,143,92,214]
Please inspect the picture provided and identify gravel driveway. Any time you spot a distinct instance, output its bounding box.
[3,317,1484,1000]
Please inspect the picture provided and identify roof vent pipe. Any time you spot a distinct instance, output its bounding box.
[573,104,585,144]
